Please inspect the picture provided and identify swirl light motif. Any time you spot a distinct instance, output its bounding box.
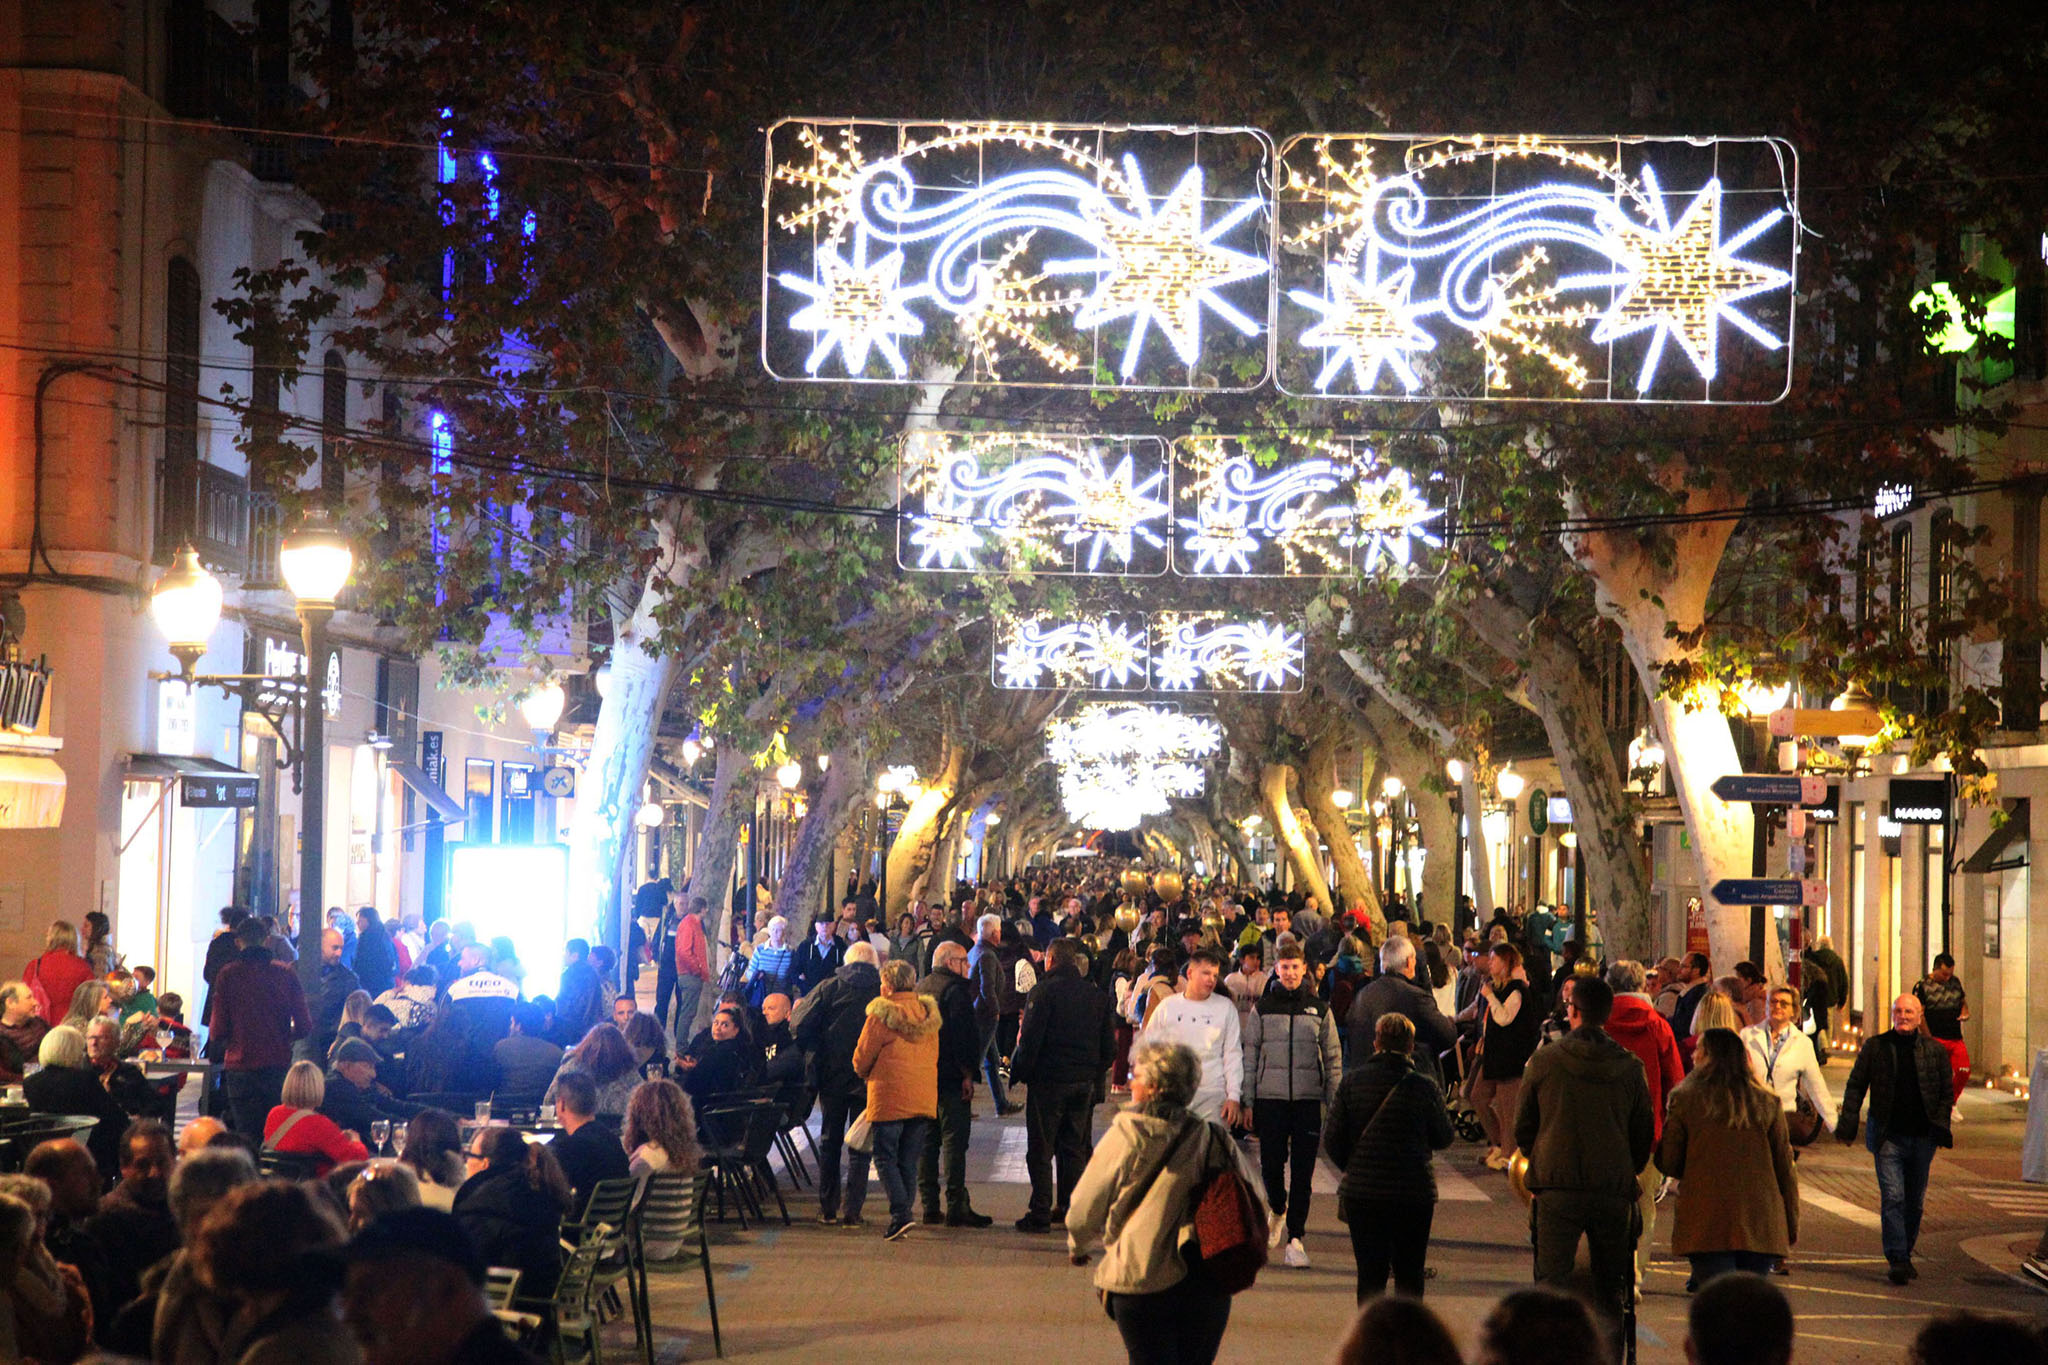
[766,121,1271,388]
[899,433,1170,573]
[1277,134,1797,402]
[1172,434,1445,577]
[993,616,1149,691]
[1153,612,1305,692]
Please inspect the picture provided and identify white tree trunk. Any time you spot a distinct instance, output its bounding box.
[567,588,674,947]
[1261,762,1335,915]
[885,742,964,918]
[771,748,874,937]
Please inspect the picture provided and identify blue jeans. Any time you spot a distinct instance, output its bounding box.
[870,1117,931,1227]
[980,1024,1011,1108]
[1687,1250,1777,1285]
[1874,1134,1939,1262]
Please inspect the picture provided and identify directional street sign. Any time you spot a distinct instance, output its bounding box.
[1710,878,1827,907]
[1710,774,1827,805]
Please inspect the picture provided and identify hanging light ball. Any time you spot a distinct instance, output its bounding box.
[1120,869,1148,898]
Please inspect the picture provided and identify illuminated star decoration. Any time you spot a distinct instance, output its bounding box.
[1069,452,1171,569]
[1048,702,1221,831]
[777,234,926,376]
[1152,613,1306,692]
[1290,259,1436,393]
[1586,174,1791,392]
[1051,158,1268,378]
[900,434,1170,574]
[994,617,1150,690]
[1348,466,1447,572]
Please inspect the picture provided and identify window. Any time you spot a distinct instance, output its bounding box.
[158,257,202,562]
[1927,509,1954,715]
[463,759,495,843]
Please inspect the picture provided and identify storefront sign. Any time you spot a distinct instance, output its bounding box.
[157,682,197,756]
[261,636,342,719]
[1887,777,1949,825]
[181,773,259,807]
[0,656,51,733]
[421,731,445,787]
[1684,895,1709,956]
[1527,789,1550,836]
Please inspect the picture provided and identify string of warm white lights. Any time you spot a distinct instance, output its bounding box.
[994,612,1306,693]
[1048,702,1219,831]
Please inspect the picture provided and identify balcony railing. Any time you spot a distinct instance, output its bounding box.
[156,458,249,575]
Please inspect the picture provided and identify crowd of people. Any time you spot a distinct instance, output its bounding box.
[0,869,2026,1363]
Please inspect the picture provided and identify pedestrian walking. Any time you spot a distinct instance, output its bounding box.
[1066,1040,1262,1365]
[1512,974,1653,1347]
[1141,948,1243,1127]
[1460,942,1539,1172]
[1836,993,1955,1283]
[851,958,940,1242]
[1324,1012,1453,1300]
[1912,954,1972,1108]
[1243,940,1340,1268]
[794,941,882,1225]
[966,914,1021,1116]
[917,941,991,1227]
[208,917,313,1137]
[1604,958,1684,1291]
[1010,937,1116,1233]
[1657,1028,1800,1289]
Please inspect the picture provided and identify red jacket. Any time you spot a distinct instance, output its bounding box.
[208,949,312,1070]
[674,914,710,980]
[263,1105,369,1174]
[1606,993,1684,1141]
[24,949,93,1023]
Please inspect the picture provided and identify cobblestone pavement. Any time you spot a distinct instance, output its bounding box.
[622,1077,2048,1364]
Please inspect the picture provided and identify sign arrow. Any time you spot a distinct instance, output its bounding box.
[1710,774,1826,805]
[1711,878,1827,907]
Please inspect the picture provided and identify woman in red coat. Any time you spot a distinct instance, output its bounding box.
[263,1060,370,1175]
[22,921,91,1025]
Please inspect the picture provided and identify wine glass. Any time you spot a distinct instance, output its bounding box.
[370,1119,391,1153]
[154,1025,172,1054]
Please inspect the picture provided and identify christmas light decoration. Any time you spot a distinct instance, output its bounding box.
[1152,612,1305,692]
[898,432,1170,574]
[765,120,1271,389]
[1047,702,1218,831]
[1277,134,1798,402]
[1171,435,1445,576]
[993,615,1150,691]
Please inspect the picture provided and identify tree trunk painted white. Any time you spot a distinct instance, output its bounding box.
[1261,762,1334,915]
[771,748,874,937]
[885,742,964,919]
[1302,728,1379,929]
[567,588,674,949]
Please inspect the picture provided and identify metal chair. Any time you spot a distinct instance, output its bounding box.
[697,1101,758,1228]
[527,1223,610,1365]
[485,1266,543,1340]
[631,1171,721,1362]
[576,1178,645,1354]
[256,1149,326,1181]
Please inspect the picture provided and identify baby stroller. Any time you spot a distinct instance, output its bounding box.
[1439,1039,1487,1143]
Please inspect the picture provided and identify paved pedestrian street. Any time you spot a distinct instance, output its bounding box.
[633,1083,2048,1363]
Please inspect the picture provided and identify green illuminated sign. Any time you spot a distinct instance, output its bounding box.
[1913,281,2016,355]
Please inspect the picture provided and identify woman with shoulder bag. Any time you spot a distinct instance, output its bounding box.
[1324,1012,1455,1300]
[1066,1040,1264,1365]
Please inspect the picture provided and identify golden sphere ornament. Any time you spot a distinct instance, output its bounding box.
[1113,904,1141,932]
[1153,871,1184,902]
[1121,869,1148,897]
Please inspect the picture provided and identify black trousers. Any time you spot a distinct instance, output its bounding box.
[223,1066,286,1138]
[919,1087,974,1216]
[653,942,677,1030]
[1345,1200,1436,1300]
[1025,1078,1095,1217]
[1253,1097,1322,1240]
[1106,1271,1232,1365]
[815,1088,862,1218]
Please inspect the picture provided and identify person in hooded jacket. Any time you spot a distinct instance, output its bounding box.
[1242,939,1341,1269]
[851,959,943,1241]
[1324,1012,1455,1301]
[1512,974,1654,1348]
[793,941,883,1225]
[1603,958,1685,1291]
[1010,937,1117,1233]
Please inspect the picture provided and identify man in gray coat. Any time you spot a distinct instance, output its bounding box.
[1346,936,1459,1083]
[1243,941,1342,1267]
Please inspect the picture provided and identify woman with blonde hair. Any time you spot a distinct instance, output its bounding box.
[22,921,90,1025]
[261,1060,369,1175]
[24,1025,127,1178]
[1656,1027,1799,1289]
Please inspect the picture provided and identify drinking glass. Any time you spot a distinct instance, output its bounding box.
[540,1103,557,1126]
[370,1120,391,1152]
[154,1027,172,1053]
[475,1100,493,1124]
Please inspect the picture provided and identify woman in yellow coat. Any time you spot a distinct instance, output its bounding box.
[1656,1027,1799,1289]
[853,958,942,1242]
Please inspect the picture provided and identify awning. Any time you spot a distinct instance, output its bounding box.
[125,754,249,780]
[1962,801,2029,874]
[390,760,467,825]
[0,753,66,829]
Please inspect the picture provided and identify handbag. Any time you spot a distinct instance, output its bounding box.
[1187,1125,1268,1295]
[1787,1094,1822,1147]
[845,1108,874,1154]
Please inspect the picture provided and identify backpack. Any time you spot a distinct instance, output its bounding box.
[1188,1126,1268,1294]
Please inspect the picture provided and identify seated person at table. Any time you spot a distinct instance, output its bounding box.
[452,1126,570,1297]
[543,1024,639,1123]
[86,1016,172,1124]
[24,1025,130,1180]
[264,1060,371,1176]
[547,1072,630,1217]
[622,1010,670,1078]
[0,981,50,1083]
[678,1004,763,1105]
[122,967,159,1022]
[82,1117,180,1322]
[493,1003,562,1111]
[323,1038,420,1139]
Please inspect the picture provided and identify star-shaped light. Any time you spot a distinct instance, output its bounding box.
[907,513,983,569]
[1349,468,1445,573]
[1589,176,1789,392]
[1049,157,1267,378]
[1152,645,1202,691]
[778,233,926,376]
[1290,259,1436,393]
[996,639,1051,688]
[1232,620,1304,690]
[1082,619,1149,687]
[1063,453,1170,569]
[1178,503,1259,575]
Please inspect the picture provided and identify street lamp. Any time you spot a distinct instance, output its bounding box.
[1331,788,1355,809]
[1496,764,1526,912]
[774,759,803,790]
[1495,764,1526,802]
[680,738,702,768]
[1382,774,1405,800]
[636,799,665,828]
[519,679,566,740]
[149,546,223,682]
[1445,757,1467,785]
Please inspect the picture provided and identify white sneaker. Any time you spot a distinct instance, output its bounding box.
[1269,1217,1288,1250]
[1283,1237,1310,1269]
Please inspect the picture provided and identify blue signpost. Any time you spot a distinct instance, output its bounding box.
[1710,878,1825,907]
[1709,774,1828,805]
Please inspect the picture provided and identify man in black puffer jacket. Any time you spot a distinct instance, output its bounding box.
[1009,938,1115,1232]
[793,945,881,1224]
[917,941,992,1227]
[1346,936,1458,1085]
[1324,1012,1454,1300]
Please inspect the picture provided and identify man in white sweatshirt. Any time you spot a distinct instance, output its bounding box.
[1142,948,1243,1125]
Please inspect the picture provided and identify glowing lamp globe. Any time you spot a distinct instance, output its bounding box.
[774,760,803,790]
[1153,871,1184,902]
[1445,758,1467,784]
[681,739,702,767]
[1496,765,1526,802]
[1120,869,1148,897]
[593,664,613,699]
[1113,904,1141,932]
[279,517,355,606]
[1331,788,1355,809]
[150,546,223,672]
[635,800,665,829]
[519,680,566,733]
[1381,774,1405,799]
